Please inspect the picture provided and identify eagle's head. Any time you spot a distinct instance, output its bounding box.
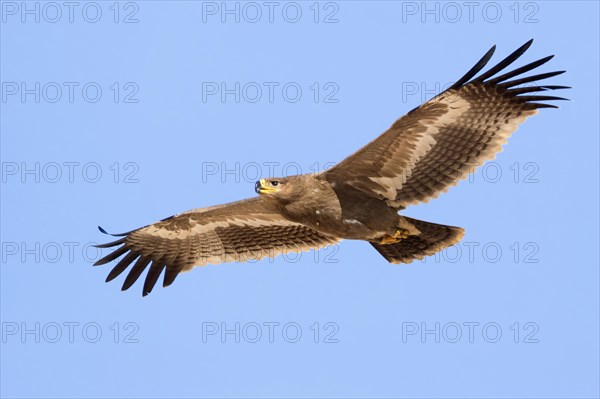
[255,177,289,195]
[255,175,315,204]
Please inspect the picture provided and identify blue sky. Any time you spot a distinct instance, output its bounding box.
[1,1,599,398]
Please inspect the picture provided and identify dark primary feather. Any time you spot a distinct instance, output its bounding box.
[93,245,128,265]
[97,225,129,237]
[105,252,138,282]
[122,256,151,291]
[449,45,496,89]
[143,261,167,296]
[472,39,534,83]
[507,85,571,95]
[486,55,554,84]
[446,39,568,108]
[163,268,180,288]
[94,237,126,249]
[500,70,566,88]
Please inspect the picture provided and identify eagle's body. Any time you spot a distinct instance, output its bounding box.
[95,40,568,296]
[261,174,400,241]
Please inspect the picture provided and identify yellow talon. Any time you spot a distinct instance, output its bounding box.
[379,229,410,244]
[379,236,397,244]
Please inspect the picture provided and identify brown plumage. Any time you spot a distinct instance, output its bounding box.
[94,39,568,296]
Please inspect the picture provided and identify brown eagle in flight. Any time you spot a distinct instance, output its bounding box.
[95,40,568,296]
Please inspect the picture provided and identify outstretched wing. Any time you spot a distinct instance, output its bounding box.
[324,39,569,208]
[94,197,338,296]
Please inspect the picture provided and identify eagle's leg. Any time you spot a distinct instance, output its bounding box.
[379,228,410,244]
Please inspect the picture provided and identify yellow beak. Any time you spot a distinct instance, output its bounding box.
[256,179,277,194]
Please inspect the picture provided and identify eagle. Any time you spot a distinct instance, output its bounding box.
[94,39,568,296]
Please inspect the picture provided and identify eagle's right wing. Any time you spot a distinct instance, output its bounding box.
[94,197,338,296]
[324,39,568,209]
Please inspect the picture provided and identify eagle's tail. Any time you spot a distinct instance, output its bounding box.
[371,217,464,264]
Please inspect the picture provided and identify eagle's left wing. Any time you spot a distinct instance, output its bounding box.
[324,39,568,208]
[94,197,338,296]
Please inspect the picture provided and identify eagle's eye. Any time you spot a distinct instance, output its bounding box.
[271,181,279,186]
